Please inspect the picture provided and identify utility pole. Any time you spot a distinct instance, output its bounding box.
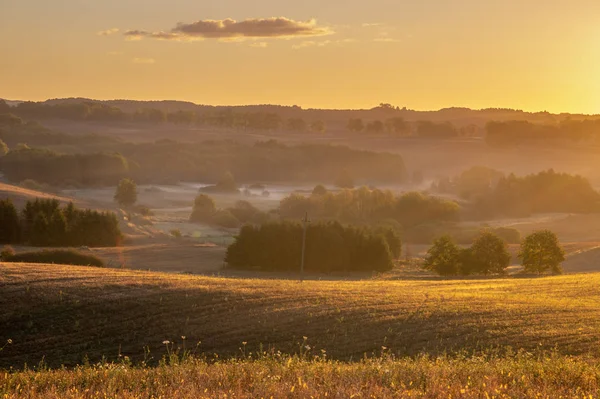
[300,211,309,282]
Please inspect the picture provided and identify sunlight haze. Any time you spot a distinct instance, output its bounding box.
[1,0,599,112]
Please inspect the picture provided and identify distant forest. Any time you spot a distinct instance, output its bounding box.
[2,99,600,143]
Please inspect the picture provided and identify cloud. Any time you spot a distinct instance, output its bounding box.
[125,17,333,42]
[132,58,156,64]
[362,23,383,28]
[249,42,268,48]
[292,38,354,49]
[374,37,400,43]
[106,51,123,56]
[98,28,120,36]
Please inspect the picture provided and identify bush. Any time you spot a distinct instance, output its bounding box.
[0,245,15,260]
[170,229,182,239]
[225,221,394,273]
[3,249,104,267]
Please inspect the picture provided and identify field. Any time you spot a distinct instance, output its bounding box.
[3,263,600,397]
[2,263,600,370]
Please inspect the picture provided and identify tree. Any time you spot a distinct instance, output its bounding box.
[310,120,326,134]
[423,235,461,276]
[366,120,385,134]
[312,184,328,196]
[190,194,217,223]
[286,118,307,132]
[114,178,138,207]
[468,231,511,275]
[0,139,8,156]
[385,117,409,136]
[518,230,565,274]
[0,199,20,243]
[347,118,364,133]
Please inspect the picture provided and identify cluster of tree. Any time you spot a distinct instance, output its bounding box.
[434,168,600,218]
[0,198,122,247]
[122,140,407,186]
[424,230,564,276]
[225,221,399,273]
[347,117,410,135]
[485,120,600,147]
[199,172,240,194]
[416,121,458,138]
[190,194,270,228]
[5,100,330,133]
[473,170,600,218]
[0,148,129,186]
[432,166,505,200]
[279,187,460,229]
[1,248,105,267]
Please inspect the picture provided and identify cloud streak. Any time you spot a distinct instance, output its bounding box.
[132,58,156,64]
[98,28,120,36]
[124,17,332,42]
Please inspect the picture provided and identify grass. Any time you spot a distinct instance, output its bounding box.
[3,353,600,398]
[2,263,600,371]
[3,250,104,267]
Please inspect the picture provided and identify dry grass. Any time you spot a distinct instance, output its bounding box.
[3,353,600,398]
[2,263,600,371]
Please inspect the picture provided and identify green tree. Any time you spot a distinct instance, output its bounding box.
[518,230,565,274]
[0,199,20,243]
[190,194,217,223]
[347,118,364,133]
[114,178,138,207]
[0,139,8,156]
[286,118,307,132]
[468,231,511,275]
[312,184,328,196]
[310,120,326,134]
[423,235,461,276]
[366,120,385,134]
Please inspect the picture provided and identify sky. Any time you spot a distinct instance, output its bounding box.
[1,0,599,113]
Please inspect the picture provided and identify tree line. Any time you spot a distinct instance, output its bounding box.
[424,230,565,276]
[0,198,122,247]
[279,187,460,229]
[486,120,600,146]
[0,148,129,186]
[0,139,407,188]
[225,221,400,273]
[434,168,600,218]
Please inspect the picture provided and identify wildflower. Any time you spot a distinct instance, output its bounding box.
[305,345,311,350]
[7,339,12,344]
[242,341,247,345]
[162,340,170,345]
[181,336,186,340]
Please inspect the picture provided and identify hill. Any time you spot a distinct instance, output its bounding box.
[0,182,75,207]
[2,263,600,369]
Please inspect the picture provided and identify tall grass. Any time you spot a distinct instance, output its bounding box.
[1,351,599,398]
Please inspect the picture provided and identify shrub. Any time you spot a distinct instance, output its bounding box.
[3,249,104,267]
[0,245,15,260]
[170,229,182,239]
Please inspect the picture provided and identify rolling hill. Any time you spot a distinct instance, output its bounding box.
[2,263,600,370]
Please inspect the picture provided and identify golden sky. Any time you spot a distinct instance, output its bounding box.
[1,0,599,113]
